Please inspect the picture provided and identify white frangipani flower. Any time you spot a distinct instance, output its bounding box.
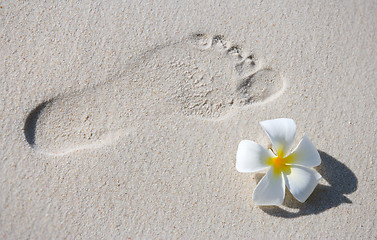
[236,118,322,206]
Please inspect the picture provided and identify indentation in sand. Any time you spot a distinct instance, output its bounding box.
[174,34,284,118]
[24,33,286,155]
[24,85,136,156]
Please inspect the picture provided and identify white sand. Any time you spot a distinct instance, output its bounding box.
[1,0,376,239]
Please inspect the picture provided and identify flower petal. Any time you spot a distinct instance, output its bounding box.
[260,118,296,156]
[236,140,274,173]
[252,168,285,206]
[283,165,322,203]
[288,135,321,167]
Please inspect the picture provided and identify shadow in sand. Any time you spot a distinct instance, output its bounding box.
[24,101,49,147]
[259,150,357,218]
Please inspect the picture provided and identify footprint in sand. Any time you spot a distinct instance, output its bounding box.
[24,33,285,156]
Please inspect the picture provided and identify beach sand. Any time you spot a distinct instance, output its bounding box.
[1,0,376,239]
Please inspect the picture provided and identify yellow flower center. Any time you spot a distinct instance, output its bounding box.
[267,150,295,176]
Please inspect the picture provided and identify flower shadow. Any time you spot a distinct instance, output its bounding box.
[259,150,357,218]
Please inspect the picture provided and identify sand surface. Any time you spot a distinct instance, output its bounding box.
[1,0,376,239]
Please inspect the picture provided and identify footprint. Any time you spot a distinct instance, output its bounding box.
[24,33,285,155]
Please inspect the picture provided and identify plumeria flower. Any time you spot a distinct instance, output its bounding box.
[236,118,322,206]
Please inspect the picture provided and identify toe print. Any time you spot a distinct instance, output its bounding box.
[176,33,285,118]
